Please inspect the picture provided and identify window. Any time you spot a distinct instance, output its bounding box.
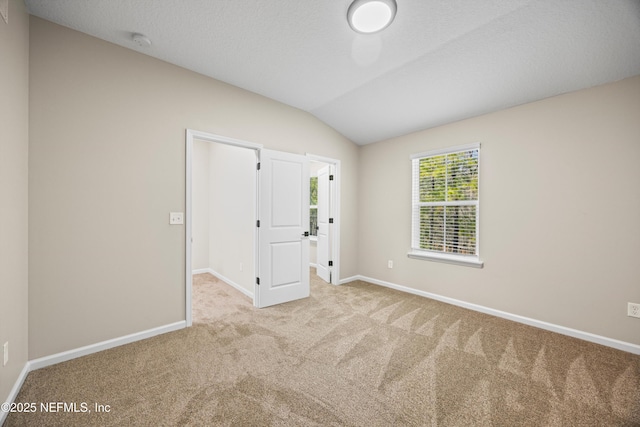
[409,143,483,268]
[310,176,318,237]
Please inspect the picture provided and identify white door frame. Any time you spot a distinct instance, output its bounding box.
[307,154,341,286]
[185,129,262,327]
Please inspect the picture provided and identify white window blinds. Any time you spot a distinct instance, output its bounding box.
[411,143,480,258]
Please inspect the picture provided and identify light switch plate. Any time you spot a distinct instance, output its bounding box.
[169,212,184,225]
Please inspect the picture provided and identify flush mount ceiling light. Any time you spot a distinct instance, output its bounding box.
[348,0,397,34]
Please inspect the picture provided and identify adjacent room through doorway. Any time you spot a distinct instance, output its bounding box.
[186,130,343,320]
[310,160,333,284]
[188,134,258,324]
[191,137,256,297]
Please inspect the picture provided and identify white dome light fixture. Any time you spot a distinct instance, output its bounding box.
[348,0,397,34]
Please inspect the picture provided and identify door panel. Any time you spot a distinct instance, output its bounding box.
[257,149,310,308]
[272,160,304,227]
[271,242,302,287]
[316,165,331,283]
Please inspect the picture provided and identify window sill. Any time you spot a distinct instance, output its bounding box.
[407,250,484,268]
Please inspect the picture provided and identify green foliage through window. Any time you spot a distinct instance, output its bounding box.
[310,177,318,205]
[310,177,318,236]
[412,146,479,256]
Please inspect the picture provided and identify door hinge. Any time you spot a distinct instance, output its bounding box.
[256,220,260,228]
[329,218,334,224]
[257,162,261,170]
[256,277,260,285]
[329,174,334,181]
[328,261,333,267]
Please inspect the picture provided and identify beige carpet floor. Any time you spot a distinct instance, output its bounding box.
[5,271,640,426]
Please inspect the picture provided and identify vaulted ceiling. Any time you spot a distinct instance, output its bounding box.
[25,0,640,145]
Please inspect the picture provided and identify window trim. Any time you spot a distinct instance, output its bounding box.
[309,204,318,241]
[408,142,483,268]
[407,249,483,268]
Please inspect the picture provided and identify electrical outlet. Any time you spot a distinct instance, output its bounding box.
[628,302,640,318]
[3,342,8,366]
[388,260,393,269]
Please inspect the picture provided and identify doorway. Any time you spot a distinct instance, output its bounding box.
[191,138,256,294]
[185,130,342,325]
[308,154,341,286]
[186,130,261,326]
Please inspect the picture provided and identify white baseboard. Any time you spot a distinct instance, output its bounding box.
[1,363,30,425]
[309,263,317,269]
[193,268,254,299]
[339,275,360,285]
[29,321,186,371]
[1,321,185,425]
[346,275,640,355]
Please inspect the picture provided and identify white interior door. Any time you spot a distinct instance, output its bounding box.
[316,165,331,283]
[256,149,310,308]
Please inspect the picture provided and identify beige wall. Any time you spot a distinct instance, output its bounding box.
[358,75,640,345]
[192,140,210,271]
[192,140,255,294]
[208,142,256,294]
[0,0,29,403]
[28,17,359,359]
[310,241,317,266]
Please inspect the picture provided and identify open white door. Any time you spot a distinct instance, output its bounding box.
[256,149,310,308]
[316,165,331,283]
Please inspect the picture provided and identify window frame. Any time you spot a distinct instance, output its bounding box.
[309,176,318,241]
[408,142,483,268]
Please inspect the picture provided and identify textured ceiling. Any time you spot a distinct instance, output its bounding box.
[24,0,640,145]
